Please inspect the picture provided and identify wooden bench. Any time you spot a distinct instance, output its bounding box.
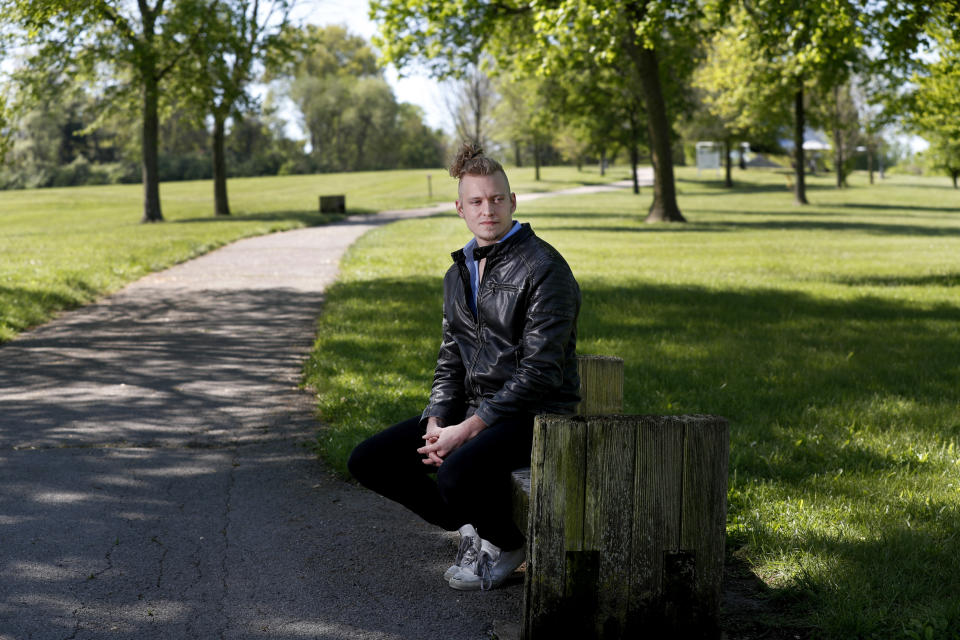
[319,194,346,213]
[511,356,729,639]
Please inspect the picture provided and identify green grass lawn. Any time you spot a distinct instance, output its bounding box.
[304,167,960,639]
[0,165,619,342]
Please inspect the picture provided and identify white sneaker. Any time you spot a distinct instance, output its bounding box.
[444,524,480,581]
[448,538,525,591]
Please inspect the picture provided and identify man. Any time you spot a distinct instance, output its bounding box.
[348,143,580,591]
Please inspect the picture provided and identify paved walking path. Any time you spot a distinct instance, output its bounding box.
[0,179,641,640]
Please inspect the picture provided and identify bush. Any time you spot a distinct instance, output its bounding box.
[158,152,211,182]
[51,156,111,187]
[102,161,141,184]
[277,154,317,176]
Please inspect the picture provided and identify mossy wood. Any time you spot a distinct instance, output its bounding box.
[511,355,624,532]
[512,355,729,639]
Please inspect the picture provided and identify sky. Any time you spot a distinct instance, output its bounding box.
[290,0,450,133]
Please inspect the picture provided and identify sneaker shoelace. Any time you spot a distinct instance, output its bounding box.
[477,550,497,591]
[455,535,477,569]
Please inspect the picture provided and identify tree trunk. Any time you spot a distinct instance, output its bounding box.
[868,147,874,185]
[793,83,808,205]
[724,138,733,188]
[630,144,639,194]
[514,141,522,167]
[534,140,541,181]
[952,170,959,189]
[628,45,685,222]
[141,72,164,223]
[834,126,844,189]
[213,111,231,217]
[599,149,606,176]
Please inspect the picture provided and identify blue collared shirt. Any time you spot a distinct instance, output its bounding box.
[463,221,522,318]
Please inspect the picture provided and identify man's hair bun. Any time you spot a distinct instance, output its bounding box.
[449,141,505,180]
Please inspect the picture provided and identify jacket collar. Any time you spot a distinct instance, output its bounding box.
[451,223,533,264]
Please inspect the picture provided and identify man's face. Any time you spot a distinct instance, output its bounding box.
[456,172,517,247]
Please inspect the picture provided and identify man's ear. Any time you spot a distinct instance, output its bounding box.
[509,193,517,213]
[455,200,465,218]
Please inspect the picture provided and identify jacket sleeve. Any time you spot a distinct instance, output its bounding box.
[474,257,580,426]
[421,277,467,425]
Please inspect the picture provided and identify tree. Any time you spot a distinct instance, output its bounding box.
[2,0,214,222]
[392,103,447,169]
[528,35,657,192]
[491,73,557,181]
[0,75,138,188]
[279,24,445,173]
[370,0,699,222]
[0,91,9,163]
[725,0,864,205]
[692,6,789,187]
[908,18,960,188]
[847,75,888,185]
[444,64,495,150]
[176,0,294,216]
[815,81,862,188]
[283,25,379,170]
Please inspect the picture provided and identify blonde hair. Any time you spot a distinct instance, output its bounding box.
[449,142,510,193]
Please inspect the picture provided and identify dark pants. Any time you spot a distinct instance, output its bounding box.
[347,413,534,551]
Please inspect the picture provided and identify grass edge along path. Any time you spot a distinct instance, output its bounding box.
[304,167,960,640]
[0,165,622,343]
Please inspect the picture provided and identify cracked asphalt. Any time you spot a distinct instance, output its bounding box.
[0,205,527,640]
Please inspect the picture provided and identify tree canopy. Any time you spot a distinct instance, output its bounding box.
[2,0,215,221]
[277,24,446,172]
[370,0,703,222]
[174,0,296,216]
[908,15,960,188]
[0,15,446,195]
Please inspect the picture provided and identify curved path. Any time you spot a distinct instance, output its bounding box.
[0,180,639,640]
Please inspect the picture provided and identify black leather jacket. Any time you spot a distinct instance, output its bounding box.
[422,223,580,426]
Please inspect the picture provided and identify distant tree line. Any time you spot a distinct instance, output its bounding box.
[0,22,446,190]
[0,4,447,220]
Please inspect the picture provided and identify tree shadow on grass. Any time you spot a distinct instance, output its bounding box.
[171,210,352,225]
[308,269,960,636]
[538,225,732,235]
[833,273,960,287]
[539,218,960,237]
[578,281,960,635]
[303,277,443,464]
[839,202,959,214]
[677,176,835,196]
[523,178,614,188]
[692,218,960,236]
[722,550,814,639]
[733,513,960,638]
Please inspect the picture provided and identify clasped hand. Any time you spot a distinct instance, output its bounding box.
[417,415,486,467]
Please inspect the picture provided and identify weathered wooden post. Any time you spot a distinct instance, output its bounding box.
[516,356,729,640]
[511,355,623,533]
